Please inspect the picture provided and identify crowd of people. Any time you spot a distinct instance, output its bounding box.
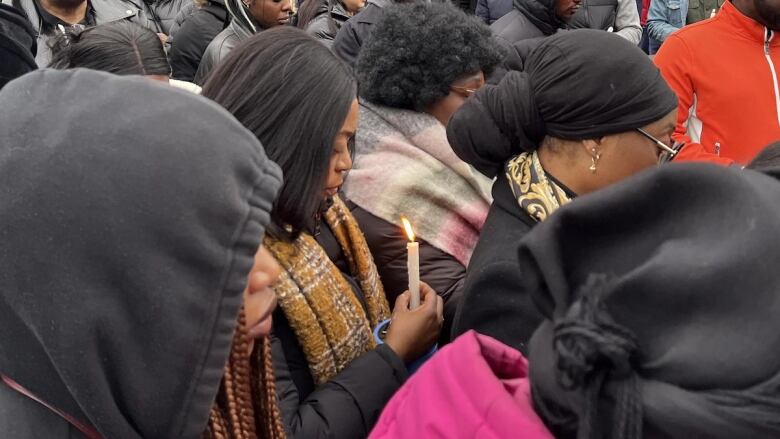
[1,0,780,436]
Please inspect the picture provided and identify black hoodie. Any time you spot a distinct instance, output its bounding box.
[0,69,282,438]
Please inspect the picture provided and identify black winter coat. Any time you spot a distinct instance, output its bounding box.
[195,19,253,84]
[331,0,390,68]
[351,206,465,345]
[446,52,552,353]
[491,0,565,47]
[122,0,192,34]
[567,0,618,30]
[271,219,408,439]
[304,2,350,47]
[169,0,228,81]
[450,173,542,354]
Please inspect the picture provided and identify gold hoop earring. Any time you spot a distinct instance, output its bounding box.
[589,149,601,173]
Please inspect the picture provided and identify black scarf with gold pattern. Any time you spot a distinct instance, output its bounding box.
[506,151,572,222]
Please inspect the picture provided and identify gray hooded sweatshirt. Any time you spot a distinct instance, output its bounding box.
[0,69,282,438]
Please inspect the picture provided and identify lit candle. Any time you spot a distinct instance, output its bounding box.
[401,217,420,309]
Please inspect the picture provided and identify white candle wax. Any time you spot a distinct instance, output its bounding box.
[407,241,420,309]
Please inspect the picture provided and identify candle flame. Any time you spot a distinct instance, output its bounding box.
[401,216,416,242]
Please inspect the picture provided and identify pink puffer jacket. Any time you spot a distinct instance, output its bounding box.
[369,330,554,439]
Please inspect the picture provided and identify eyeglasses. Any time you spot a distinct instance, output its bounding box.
[635,128,685,164]
[451,85,479,95]
[450,73,485,96]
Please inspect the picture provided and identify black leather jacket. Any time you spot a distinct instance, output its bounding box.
[304,1,350,48]
[194,18,253,84]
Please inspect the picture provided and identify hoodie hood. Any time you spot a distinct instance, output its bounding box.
[0,69,282,438]
[519,164,780,438]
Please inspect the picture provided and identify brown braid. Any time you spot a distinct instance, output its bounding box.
[251,337,286,438]
[204,309,287,439]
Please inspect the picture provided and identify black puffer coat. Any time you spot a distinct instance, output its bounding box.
[121,0,193,34]
[491,0,565,46]
[169,0,228,81]
[567,0,617,30]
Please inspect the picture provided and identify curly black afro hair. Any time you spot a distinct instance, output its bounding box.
[356,2,505,111]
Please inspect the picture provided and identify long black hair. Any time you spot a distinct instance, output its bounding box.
[49,21,170,76]
[202,27,356,239]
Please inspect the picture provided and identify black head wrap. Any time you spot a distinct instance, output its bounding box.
[0,3,36,89]
[0,69,283,437]
[517,163,780,439]
[448,30,678,177]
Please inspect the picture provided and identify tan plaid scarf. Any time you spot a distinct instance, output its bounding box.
[263,195,390,385]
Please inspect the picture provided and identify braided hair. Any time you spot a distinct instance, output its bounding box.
[205,309,286,439]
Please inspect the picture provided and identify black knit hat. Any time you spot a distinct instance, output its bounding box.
[0,3,37,89]
[519,163,780,439]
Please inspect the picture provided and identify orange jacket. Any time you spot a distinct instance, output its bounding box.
[654,1,780,165]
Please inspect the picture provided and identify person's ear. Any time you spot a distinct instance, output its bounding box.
[581,137,608,173]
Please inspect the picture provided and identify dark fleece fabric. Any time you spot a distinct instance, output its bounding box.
[447,29,677,178]
[520,164,780,438]
[0,3,36,89]
[0,69,283,438]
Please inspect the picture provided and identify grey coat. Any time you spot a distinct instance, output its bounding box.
[0,69,282,438]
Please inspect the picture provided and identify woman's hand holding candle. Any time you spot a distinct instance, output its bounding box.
[384,282,443,363]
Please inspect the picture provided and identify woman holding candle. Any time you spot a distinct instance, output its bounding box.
[202,27,443,439]
[447,30,679,352]
[343,2,504,344]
